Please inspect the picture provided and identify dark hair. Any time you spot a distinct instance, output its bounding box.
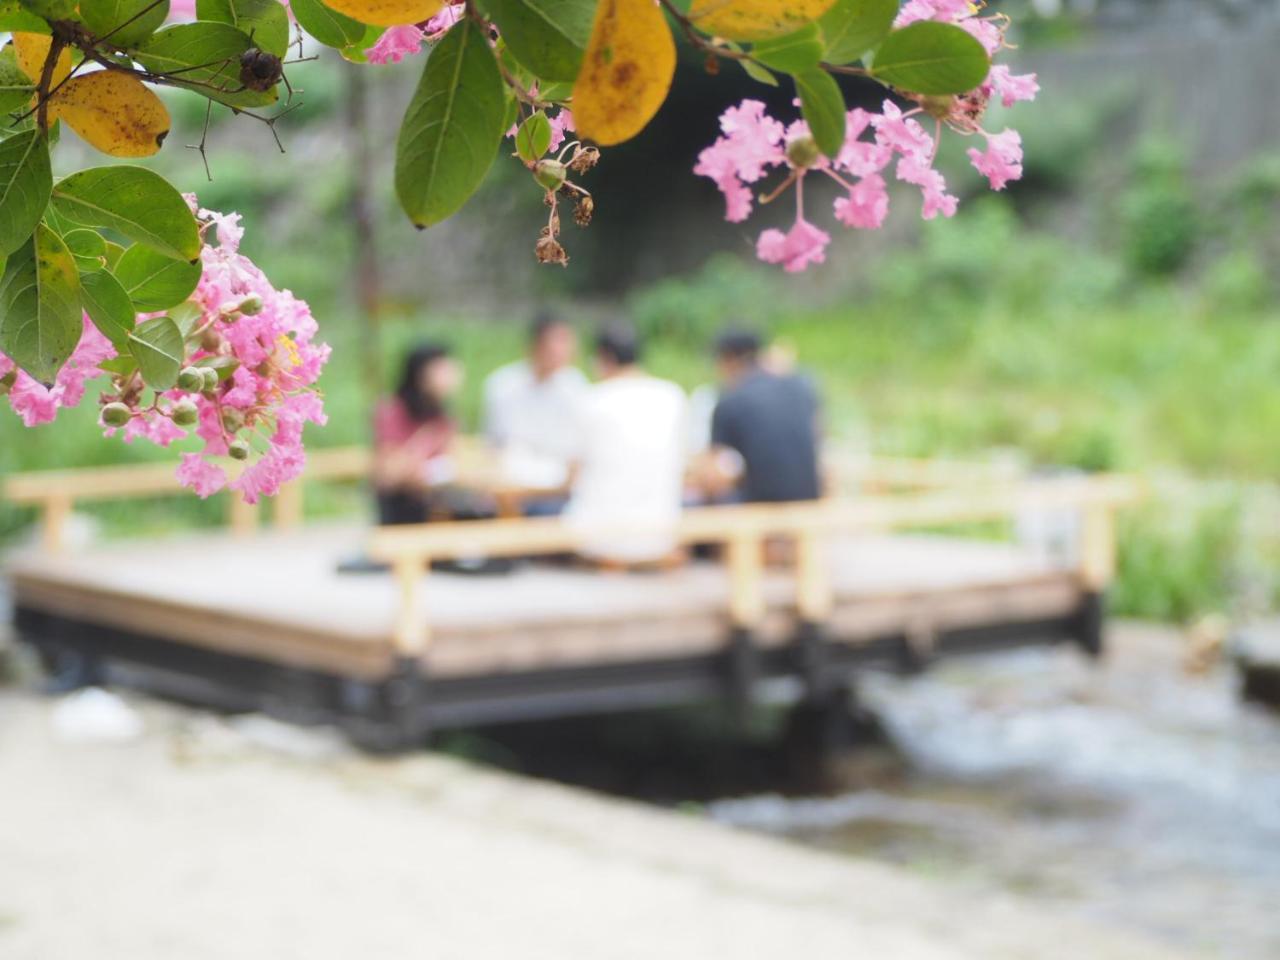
[595,321,640,367]
[528,310,567,346]
[714,328,762,363]
[396,342,451,423]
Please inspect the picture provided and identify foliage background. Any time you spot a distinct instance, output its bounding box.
[1,4,1278,623]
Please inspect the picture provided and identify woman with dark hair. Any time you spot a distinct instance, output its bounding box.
[372,342,462,525]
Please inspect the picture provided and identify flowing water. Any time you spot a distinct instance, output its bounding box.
[460,625,1280,959]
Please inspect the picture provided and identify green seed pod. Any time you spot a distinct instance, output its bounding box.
[236,294,264,316]
[221,407,245,432]
[533,159,567,192]
[177,366,204,392]
[170,398,199,427]
[200,367,220,393]
[785,135,821,170]
[228,439,250,461]
[0,368,16,396]
[101,402,131,427]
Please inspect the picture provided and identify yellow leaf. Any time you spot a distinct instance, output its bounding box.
[572,0,676,147]
[688,0,839,41]
[49,71,170,158]
[13,32,72,88]
[322,0,444,28]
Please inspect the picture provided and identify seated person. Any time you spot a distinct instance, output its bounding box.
[482,311,588,490]
[372,343,462,525]
[564,323,687,563]
[704,329,822,503]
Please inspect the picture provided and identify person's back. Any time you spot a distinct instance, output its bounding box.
[710,334,821,503]
[482,313,587,488]
[566,325,687,562]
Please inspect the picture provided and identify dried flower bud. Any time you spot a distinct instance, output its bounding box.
[573,194,594,227]
[200,328,224,353]
[534,159,567,192]
[228,439,251,461]
[170,398,199,426]
[569,146,599,174]
[535,235,569,267]
[101,401,131,427]
[177,366,204,392]
[200,368,220,393]
[785,135,821,169]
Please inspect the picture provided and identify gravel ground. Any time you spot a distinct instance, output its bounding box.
[0,683,1199,960]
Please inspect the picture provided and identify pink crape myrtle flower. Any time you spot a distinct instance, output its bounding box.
[1,318,115,427]
[756,216,830,273]
[693,99,786,223]
[363,2,463,63]
[366,25,425,65]
[967,128,1023,191]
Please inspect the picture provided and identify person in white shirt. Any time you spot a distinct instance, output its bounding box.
[565,322,688,563]
[482,312,589,490]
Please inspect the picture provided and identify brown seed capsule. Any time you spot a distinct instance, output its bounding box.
[573,194,594,227]
[535,235,569,267]
[239,48,283,92]
[569,146,599,174]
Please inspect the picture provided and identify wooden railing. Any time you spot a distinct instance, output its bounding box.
[2,442,1030,552]
[366,474,1142,656]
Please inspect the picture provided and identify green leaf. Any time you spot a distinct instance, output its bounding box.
[752,22,823,74]
[99,354,139,376]
[0,224,81,384]
[128,315,184,390]
[0,128,51,257]
[396,18,506,229]
[197,0,290,57]
[794,67,845,157]
[0,4,48,31]
[0,46,36,115]
[114,244,202,311]
[869,21,990,95]
[168,300,203,337]
[80,267,136,349]
[63,227,108,269]
[480,0,593,81]
[18,0,76,19]
[514,111,551,164]
[52,165,201,262]
[135,23,278,109]
[80,0,172,49]
[739,57,778,86]
[338,24,382,62]
[819,0,897,65]
[289,0,366,49]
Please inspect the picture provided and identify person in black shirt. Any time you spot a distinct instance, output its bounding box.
[707,329,822,503]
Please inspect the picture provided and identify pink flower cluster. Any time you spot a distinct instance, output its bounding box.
[365,3,463,64]
[694,1,1038,271]
[3,203,330,505]
[0,320,115,427]
[160,200,330,503]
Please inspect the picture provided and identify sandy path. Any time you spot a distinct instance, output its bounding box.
[0,685,1197,960]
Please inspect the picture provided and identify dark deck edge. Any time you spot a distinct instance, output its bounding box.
[12,597,1100,748]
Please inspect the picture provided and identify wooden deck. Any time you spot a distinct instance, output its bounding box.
[2,451,1139,746]
[8,524,1079,681]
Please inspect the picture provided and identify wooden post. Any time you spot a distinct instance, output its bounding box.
[794,529,832,623]
[273,481,304,529]
[41,495,72,553]
[392,555,428,657]
[1079,505,1116,590]
[726,532,765,628]
[228,496,258,537]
